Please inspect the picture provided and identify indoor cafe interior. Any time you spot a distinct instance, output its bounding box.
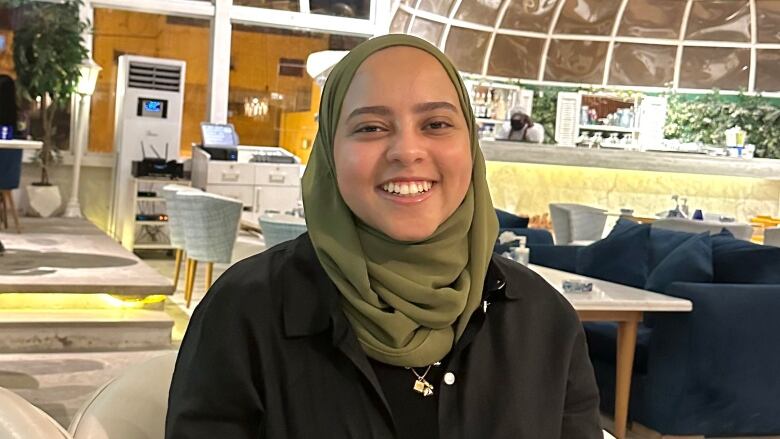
[0,0,779,438]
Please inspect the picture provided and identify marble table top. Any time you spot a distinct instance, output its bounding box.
[0,218,174,295]
[529,264,693,313]
[0,139,42,150]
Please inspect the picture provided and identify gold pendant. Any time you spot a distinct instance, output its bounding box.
[413,378,434,397]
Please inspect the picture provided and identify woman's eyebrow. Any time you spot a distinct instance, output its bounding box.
[413,101,458,114]
[346,101,458,122]
[346,106,392,121]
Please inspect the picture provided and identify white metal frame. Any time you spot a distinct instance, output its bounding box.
[397,0,780,96]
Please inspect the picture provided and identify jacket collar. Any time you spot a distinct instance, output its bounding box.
[282,234,516,338]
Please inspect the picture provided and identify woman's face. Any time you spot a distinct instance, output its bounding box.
[333,46,472,242]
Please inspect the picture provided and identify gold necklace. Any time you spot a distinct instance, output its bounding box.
[406,364,435,397]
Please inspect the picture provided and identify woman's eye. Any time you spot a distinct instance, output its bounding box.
[427,120,453,130]
[354,125,385,134]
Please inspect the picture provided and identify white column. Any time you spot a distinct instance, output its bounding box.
[64,2,96,218]
[208,0,233,124]
[64,94,86,217]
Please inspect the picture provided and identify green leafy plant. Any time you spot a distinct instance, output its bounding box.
[664,90,780,159]
[7,0,89,184]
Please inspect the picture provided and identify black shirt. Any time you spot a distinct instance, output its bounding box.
[166,234,602,439]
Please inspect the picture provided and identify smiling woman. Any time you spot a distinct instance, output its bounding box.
[166,34,602,439]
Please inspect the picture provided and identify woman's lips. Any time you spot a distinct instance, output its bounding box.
[374,183,439,204]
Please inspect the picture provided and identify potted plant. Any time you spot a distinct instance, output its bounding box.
[10,0,88,217]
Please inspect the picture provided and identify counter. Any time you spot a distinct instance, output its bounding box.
[481,140,780,179]
[481,140,780,224]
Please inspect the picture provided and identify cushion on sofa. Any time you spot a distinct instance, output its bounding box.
[496,209,530,229]
[648,227,698,271]
[576,221,651,288]
[645,232,713,293]
[711,229,780,284]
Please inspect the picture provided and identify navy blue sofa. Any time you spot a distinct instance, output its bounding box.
[494,209,553,254]
[532,219,780,436]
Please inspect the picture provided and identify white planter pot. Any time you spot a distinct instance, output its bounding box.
[26,184,62,218]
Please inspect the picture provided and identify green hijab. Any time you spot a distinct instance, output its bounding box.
[302,34,498,367]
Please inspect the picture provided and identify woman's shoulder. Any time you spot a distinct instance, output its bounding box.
[192,234,322,320]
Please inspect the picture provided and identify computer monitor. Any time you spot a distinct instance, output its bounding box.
[200,122,239,148]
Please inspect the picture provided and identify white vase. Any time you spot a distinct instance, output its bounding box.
[26,184,62,218]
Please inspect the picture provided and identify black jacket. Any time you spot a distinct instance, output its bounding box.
[166,234,601,438]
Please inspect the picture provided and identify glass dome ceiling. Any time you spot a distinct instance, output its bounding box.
[389,0,780,93]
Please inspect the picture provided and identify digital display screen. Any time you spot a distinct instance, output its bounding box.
[144,100,162,112]
[137,97,168,119]
[201,123,238,147]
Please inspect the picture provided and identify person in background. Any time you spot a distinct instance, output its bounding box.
[166,34,600,439]
[501,108,545,143]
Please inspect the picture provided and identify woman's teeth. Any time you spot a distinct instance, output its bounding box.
[381,181,433,196]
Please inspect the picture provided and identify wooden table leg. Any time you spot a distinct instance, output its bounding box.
[614,314,641,439]
[205,261,213,291]
[187,259,198,308]
[173,249,183,292]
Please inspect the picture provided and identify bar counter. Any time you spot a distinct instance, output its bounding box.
[481,140,780,180]
[481,140,780,223]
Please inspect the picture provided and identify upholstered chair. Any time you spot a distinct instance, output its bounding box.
[177,191,242,307]
[69,352,177,439]
[763,227,780,247]
[549,203,607,245]
[0,149,23,233]
[160,184,198,292]
[258,213,307,249]
[0,386,71,438]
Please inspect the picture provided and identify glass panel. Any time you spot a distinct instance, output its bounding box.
[679,47,749,90]
[229,26,364,163]
[685,0,750,42]
[409,18,444,46]
[755,50,780,92]
[454,0,502,26]
[756,0,780,43]
[544,39,608,83]
[487,35,544,79]
[608,43,676,87]
[501,0,560,33]
[311,0,370,19]
[617,0,685,39]
[444,27,490,74]
[89,10,208,155]
[389,9,411,33]
[234,0,300,12]
[554,0,622,36]
[418,0,455,17]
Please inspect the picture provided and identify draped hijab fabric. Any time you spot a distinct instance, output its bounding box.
[302,34,498,367]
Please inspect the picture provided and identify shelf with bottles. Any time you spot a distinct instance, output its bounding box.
[464,79,527,123]
[578,93,638,133]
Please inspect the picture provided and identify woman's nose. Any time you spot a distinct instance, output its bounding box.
[386,128,427,165]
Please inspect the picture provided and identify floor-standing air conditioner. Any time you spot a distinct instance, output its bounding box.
[107,55,186,249]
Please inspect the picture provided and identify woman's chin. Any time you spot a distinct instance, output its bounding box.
[380,222,438,243]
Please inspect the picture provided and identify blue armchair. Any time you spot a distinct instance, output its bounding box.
[493,209,554,254]
[0,148,23,232]
[531,223,780,436]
